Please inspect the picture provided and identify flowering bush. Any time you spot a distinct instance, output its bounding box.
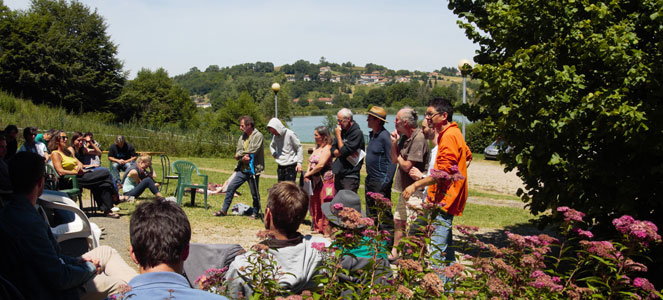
[195,165,661,299]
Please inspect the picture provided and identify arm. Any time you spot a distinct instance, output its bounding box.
[304,146,332,178]
[336,127,363,158]
[84,141,102,156]
[269,137,278,157]
[293,133,303,171]
[107,145,123,164]
[24,219,96,289]
[51,152,79,176]
[127,169,141,185]
[334,125,344,157]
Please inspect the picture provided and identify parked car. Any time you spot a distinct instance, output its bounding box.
[484,140,511,160]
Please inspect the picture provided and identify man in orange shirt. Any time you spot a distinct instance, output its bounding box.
[402,98,471,276]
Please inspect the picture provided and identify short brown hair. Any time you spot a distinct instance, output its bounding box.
[267,182,308,234]
[239,116,254,128]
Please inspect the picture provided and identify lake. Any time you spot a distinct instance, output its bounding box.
[288,114,470,142]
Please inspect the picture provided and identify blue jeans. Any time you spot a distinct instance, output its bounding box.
[431,211,454,279]
[221,172,260,214]
[110,162,134,184]
[123,177,159,198]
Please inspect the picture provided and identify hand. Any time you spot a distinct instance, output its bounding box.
[296,165,303,173]
[402,184,416,200]
[242,155,251,162]
[335,125,342,135]
[409,167,423,181]
[390,130,399,143]
[81,256,101,274]
[304,177,310,183]
[85,136,92,142]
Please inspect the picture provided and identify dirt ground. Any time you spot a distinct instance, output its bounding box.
[93,158,527,264]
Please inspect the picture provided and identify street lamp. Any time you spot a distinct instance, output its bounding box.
[458,59,473,138]
[271,83,280,119]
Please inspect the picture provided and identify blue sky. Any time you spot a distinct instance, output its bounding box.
[4,0,478,78]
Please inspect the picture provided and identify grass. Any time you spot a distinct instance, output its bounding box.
[113,148,536,235]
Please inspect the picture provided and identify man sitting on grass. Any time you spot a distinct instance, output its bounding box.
[121,199,227,299]
[224,181,330,298]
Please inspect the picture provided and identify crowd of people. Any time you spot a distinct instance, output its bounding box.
[0,96,470,299]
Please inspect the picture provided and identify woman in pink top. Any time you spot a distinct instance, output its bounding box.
[303,126,333,234]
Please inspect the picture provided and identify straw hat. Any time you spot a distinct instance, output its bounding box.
[367,106,388,122]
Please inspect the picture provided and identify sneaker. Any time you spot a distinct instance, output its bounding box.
[111,207,120,212]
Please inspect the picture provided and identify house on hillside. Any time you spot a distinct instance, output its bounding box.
[317,97,333,105]
[319,66,331,73]
[286,74,296,82]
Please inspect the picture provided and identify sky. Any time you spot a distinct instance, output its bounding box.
[4,0,478,78]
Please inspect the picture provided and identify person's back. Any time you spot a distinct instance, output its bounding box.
[224,182,330,298]
[123,199,227,300]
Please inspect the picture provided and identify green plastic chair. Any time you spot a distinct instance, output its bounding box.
[172,160,208,209]
[46,164,82,207]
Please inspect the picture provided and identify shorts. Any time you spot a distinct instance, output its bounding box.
[394,192,424,222]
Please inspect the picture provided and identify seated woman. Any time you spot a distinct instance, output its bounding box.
[68,131,102,167]
[122,155,163,200]
[49,131,121,218]
[69,132,120,194]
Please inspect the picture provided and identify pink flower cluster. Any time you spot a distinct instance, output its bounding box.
[557,206,585,223]
[311,242,327,252]
[429,168,465,182]
[443,263,466,278]
[366,192,393,208]
[572,227,594,239]
[612,215,662,247]
[579,240,622,260]
[529,270,563,292]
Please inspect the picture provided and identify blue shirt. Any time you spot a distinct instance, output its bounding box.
[122,271,227,300]
[365,127,393,183]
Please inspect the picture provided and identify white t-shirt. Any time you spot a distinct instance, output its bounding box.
[18,142,48,159]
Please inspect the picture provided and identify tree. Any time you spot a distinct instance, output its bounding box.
[113,68,196,128]
[0,0,125,112]
[449,0,663,230]
[217,91,265,132]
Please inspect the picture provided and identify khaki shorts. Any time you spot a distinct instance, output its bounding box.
[394,193,424,222]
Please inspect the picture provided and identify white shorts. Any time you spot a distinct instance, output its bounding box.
[394,193,424,222]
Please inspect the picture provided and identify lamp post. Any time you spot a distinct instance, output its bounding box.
[271,83,280,119]
[458,59,472,138]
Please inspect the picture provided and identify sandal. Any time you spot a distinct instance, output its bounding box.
[105,212,121,219]
[212,210,226,217]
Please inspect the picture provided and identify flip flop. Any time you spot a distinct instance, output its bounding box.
[105,212,121,219]
[212,210,226,217]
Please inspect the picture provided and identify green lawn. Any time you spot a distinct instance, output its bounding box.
[113,149,536,233]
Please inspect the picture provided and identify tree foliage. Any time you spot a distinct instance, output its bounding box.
[0,0,125,112]
[113,68,196,129]
[449,0,663,227]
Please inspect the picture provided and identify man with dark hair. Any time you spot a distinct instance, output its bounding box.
[0,152,137,300]
[331,108,365,193]
[214,116,264,219]
[225,182,330,298]
[108,135,137,185]
[82,132,102,166]
[402,98,471,279]
[123,200,227,299]
[18,126,49,162]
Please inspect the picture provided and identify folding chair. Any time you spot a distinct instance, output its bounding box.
[159,154,179,194]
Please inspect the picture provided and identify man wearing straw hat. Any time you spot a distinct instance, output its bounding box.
[364,106,396,234]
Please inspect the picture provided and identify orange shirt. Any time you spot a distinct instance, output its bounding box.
[426,122,472,216]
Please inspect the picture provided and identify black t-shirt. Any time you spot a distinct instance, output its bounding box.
[108,142,137,160]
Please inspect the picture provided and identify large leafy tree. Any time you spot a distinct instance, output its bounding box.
[0,0,125,111]
[114,68,196,129]
[449,0,663,227]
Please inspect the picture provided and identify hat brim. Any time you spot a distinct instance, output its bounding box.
[367,111,388,123]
